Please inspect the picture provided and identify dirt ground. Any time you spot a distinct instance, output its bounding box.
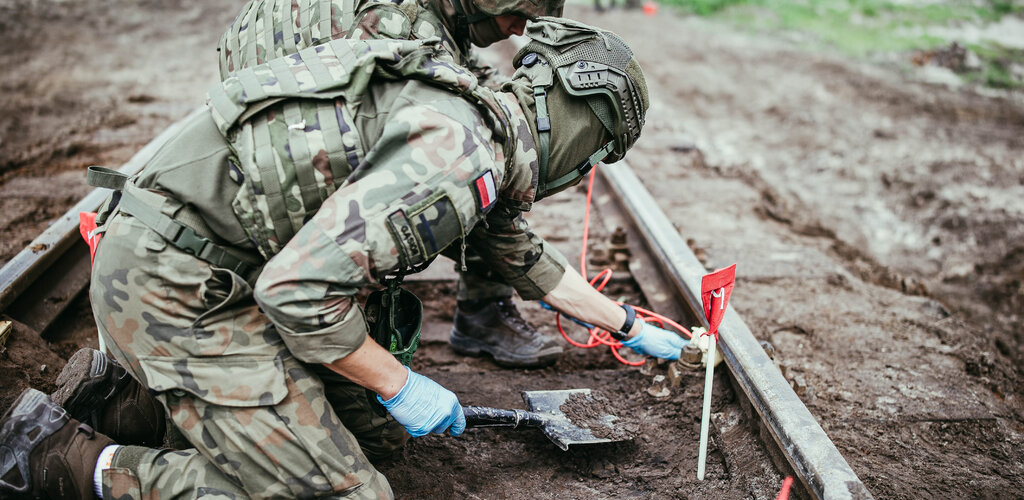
[2,0,1023,498]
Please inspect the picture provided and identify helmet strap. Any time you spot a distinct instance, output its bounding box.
[543,140,616,195]
[533,84,552,191]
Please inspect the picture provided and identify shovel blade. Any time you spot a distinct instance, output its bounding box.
[521,388,625,451]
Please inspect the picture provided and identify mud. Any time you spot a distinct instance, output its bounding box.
[2,0,1023,498]
[559,391,636,441]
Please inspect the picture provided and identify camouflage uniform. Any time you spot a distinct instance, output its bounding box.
[219,0,469,85]
[218,0,524,303]
[89,38,566,499]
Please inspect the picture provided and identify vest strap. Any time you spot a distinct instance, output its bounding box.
[120,185,261,278]
[86,166,128,190]
[86,166,260,279]
[543,140,615,194]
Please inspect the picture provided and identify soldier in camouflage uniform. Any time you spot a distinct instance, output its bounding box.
[219,0,569,370]
[1,19,689,500]
[2,0,564,480]
[21,0,566,477]
[24,3,573,484]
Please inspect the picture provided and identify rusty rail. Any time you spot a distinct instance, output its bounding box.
[597,161,872,500]
[0,108,205,333]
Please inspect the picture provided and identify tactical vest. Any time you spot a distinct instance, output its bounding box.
[208,37,512,259]
[218,0,462,80]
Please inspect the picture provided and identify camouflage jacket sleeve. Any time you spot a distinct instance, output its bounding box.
[464,202,569,300]
[254,88,505,363]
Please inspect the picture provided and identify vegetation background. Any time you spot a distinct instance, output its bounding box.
[654,0,1024,89]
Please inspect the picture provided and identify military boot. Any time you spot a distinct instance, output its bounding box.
[450,297,562,368]
[51,348,166,447]
[1,388,115,498]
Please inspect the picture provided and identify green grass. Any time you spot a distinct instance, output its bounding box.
[658,0,1024,89]
[967,43,1024,89]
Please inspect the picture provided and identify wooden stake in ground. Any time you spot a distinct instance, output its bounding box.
[696,264,736,480]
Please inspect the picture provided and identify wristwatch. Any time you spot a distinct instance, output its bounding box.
[610,304,636,341]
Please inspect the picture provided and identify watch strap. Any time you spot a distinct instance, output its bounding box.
[611,304,636,341]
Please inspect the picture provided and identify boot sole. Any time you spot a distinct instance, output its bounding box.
[450,329,562,368]
[51,349,109,423]
[0,389,67,493]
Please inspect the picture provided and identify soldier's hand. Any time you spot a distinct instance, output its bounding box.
[620,321,688,360]
[377,367,466,437]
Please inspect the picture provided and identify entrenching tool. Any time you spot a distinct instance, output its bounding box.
[462,388,628,451]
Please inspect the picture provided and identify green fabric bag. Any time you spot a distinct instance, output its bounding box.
[364,279,423,416]
[364,281,423,367]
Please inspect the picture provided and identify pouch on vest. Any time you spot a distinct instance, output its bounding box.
[364,278,422,366]
[364,277,422,416]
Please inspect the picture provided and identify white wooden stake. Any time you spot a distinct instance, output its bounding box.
[696,335,716,480]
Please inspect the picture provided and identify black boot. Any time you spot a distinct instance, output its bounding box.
[450,297,562,368]
[51,348,166,448]
[1,388,115,499]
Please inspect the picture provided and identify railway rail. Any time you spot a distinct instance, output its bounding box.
[0,104,871,498]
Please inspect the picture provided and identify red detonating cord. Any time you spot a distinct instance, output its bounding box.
[552,167,691,366]
[775,476,794,500]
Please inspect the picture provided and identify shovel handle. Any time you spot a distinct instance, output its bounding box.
[463,406,545,429]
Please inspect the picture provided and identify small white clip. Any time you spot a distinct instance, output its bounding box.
[288,120,306,130]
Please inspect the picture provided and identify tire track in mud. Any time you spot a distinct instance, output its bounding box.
[694,150,934,300]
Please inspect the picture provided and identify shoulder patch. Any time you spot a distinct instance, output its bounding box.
[473,171,497,212]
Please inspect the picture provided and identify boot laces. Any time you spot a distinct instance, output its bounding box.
[495,298,531,333]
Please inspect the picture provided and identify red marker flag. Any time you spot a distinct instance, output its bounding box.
[696,263,736,481]
[700,263,736,338]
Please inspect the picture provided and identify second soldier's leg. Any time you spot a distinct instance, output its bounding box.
[447,247,563,368]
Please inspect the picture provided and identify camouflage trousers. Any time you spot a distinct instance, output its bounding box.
[456,247,515,301]
[89,212,403,499]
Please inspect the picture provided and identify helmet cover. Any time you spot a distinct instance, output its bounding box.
[508,18,648,198]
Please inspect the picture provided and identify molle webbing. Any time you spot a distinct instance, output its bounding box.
[209,37,507,135]
[218,0,339,78]
[208,37,513,259]
[533,85,550,185]
[86,167,261,279]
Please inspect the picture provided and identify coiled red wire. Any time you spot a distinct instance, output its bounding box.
[552,166,692,366]
[556,170,791,492]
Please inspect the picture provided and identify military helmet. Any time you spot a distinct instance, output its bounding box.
[508,18,648,199]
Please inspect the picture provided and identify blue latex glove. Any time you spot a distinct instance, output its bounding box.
[377,366,466,437]
[621,321,688,360]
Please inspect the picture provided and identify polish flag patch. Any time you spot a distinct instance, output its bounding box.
[474,171,497,211]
